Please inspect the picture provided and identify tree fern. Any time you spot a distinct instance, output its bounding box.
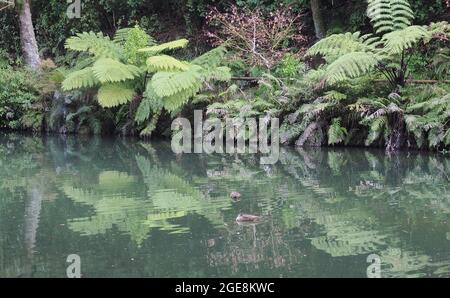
[63,28,229,137]
[306,0,433,87]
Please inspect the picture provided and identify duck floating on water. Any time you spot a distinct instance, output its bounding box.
[230,191,241,200]
[236,213,260,222]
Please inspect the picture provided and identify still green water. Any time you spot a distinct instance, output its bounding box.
[0,133,449,278]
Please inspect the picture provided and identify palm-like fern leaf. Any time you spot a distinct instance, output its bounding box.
[325,52,380,84]
[138,39,189,55]
[382,25,430,54]
[97,83,136,108]
[328,118,348,145]
[192,46,227,68]
[200,66,232,82]
[307,32,380,62]
[113,28,133,44]
[62,67,99,91]
[146,55,189,72]
[135,88,164,124]
[367,0,414,34]
[65,32,123,59]
[92,58,142,83]
[364,115,388,145]
[150,65,203,98]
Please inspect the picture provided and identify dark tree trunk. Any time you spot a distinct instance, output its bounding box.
[311,0,326,39]
[18,0,41,70]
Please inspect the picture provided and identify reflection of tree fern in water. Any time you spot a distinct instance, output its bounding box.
[277,147,450,276]
[62,171,153,246]
[136,154,232,228]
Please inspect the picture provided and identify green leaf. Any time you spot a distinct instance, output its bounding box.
[92,58,142,83]
[97,83,135,108]
[138,39,189,55]
[146,55,189,72]
[62,67,99,91]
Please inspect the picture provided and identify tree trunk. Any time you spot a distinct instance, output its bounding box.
[311,0,326,39]
[18,0,40,70]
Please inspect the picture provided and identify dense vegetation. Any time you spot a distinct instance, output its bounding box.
[0,0,449,152]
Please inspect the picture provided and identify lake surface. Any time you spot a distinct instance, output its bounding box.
[0,132,449,277]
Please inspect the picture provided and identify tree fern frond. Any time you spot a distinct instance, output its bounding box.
[356,97,389,110]
[407,94,450,113]
[92,58,142,83]
[97,83,135,107]
[65,32,123,59]
[162,88,201,112]
[382,25,430,54]
[138,39,189,55]
[66,106,93,122]
[146,55,189,72]
[405,114,425,147]
[150,65,203,98]
[140,111,161,137]
[200,66,232,82]
[113,28,133,44]
[363,115,388,146]
[307,32,378,62]
[192,46,228,68]
[328,118,348,145]
[444,128,450,146]
[62,67,99,91]
[135,87,164,124]
[325,52,380,84]
[367,0,414,34]
[323,90,347,101]
[428,126,444,147]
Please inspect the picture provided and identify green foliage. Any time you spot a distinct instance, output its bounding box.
[65,32,124,59]
[382,25,430,54]
[307,0,440,88]
[97,84,136,108]
[62,26,229,137]
[326,52,380,84]
[146,55,190,72]
[0,68,41,131]
[273,53,302,78]
[367,0,414,34]
[138,39,189,55]
[405,85,450,147]
[328,118,348,145]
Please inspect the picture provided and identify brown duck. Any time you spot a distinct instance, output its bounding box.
[236,213,260,222]
[230,191,241,200]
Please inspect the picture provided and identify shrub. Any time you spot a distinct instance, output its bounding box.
[0,68,41,130]
[205,5,308,70]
